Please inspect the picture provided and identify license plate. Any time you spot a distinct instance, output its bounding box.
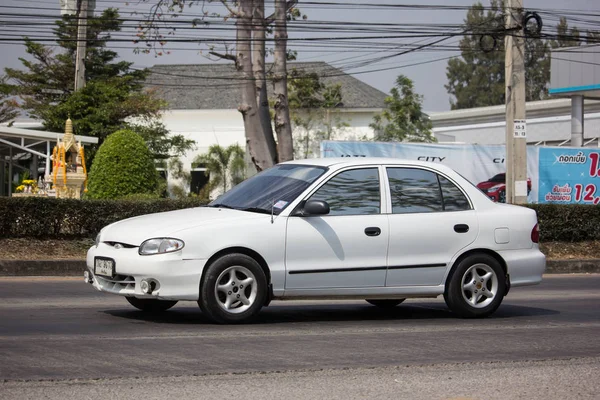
[94,257,115,277]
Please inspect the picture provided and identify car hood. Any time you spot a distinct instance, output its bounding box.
[99,207,264,246]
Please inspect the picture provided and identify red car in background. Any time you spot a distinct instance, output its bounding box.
[477,173,531,203]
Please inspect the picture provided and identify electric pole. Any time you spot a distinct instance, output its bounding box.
[505,0,528,204]
[74,0,88,91]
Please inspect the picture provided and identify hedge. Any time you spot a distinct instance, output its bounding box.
[0,197,208,239]
[0,198,598,242]
[526,204,600,242]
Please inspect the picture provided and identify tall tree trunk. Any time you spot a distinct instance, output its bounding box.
[272,0,294,162]
[252,0,278,165]
[237,0,273,171]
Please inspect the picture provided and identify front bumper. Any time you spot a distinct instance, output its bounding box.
[499,247,546,287]
[86,243,207,301]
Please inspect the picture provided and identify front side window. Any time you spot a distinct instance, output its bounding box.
[309,168,380,216]
[387,168,471,214]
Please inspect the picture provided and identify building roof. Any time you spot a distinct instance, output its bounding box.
[428,98,600,128]
[0,125,98,144]
[145,62,388,110]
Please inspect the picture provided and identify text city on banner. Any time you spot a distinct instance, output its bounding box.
[320,141,600,205]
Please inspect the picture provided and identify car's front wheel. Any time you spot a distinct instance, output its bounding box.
[126,297,178,312]
[445,253,506,318]
[198,253,267,324]
[365,299,405,308]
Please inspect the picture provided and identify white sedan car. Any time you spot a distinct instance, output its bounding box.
[85,158,545,323]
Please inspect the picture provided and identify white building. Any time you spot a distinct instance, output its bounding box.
[145,62,387,193]
[429,98,600,146]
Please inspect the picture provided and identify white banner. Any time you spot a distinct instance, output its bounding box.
[320,141,540,203]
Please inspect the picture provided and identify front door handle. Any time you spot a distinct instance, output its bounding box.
[454,224,470,233]
[364,227,381,237]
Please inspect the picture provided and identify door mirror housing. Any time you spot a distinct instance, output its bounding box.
[302,200,330,216]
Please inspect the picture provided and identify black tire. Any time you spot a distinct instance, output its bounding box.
[126,297,178,312]
[366,299,405,308]
[445,253,506,318]
[198,253,267,324]
[499,189,506,203]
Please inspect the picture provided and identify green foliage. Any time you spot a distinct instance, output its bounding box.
[0,75,18,123]
[166,157,192,199]
[370,75,434,143]
[526,204,600,242]
[0,197,596,242]
[4,8,194,165]
[86,129,159,199]
[0,196,207,239]
[287,68,347,158]
[194,144,246,196]
[445,1,589,110]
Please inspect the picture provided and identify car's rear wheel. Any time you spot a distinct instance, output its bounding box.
[365,299,405,308]
[198,253,267,324]
[445,253,506,318]
[126,297,178,312]
[499,189,506,203]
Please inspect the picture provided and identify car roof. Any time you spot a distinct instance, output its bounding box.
[282,157,445,169]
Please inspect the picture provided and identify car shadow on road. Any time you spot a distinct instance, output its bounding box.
[102,301,559,325]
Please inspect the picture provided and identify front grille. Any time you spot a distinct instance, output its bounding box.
[95,274,135,293]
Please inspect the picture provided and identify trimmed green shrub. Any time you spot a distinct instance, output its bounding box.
[87,129,159,199]
[526,204,600,242]
[0,197,207,239]
[0,199,598,242]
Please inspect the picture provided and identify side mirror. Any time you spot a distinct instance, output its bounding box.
[303,200,330,216]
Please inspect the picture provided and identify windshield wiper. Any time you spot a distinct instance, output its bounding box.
[207,203,237,210]
[240,207,272,215]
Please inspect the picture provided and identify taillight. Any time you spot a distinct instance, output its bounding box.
[531,223,539,243]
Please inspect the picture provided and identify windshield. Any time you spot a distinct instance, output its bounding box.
[208,164,327,215]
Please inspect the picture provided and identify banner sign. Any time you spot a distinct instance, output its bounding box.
[538,148,600,204]
[320,141,543,203]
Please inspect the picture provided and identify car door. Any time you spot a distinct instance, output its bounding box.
[285,167,389,289]
[384,167,478,287]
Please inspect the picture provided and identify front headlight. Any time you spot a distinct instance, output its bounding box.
[139,238,185,255]
[486,185,503,193]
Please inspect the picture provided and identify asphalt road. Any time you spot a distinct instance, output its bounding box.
[0,274,599,399]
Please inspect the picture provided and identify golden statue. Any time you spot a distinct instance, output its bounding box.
[51,117,88,199]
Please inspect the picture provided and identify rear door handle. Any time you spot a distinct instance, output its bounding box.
[364,227,381,237]
[454,224,469,233]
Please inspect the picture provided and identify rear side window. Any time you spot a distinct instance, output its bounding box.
[439,176,471,211]
[387,168,471,214]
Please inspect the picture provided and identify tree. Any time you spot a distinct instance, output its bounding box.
[139,0,300,170]
[446,1,589,109]
[370,75,434,143]
[4,9,194,164]
[287,68,347,158]
[194,144,246,196]
[551,17,581,48]
[445,1,507,109]
[86,129,159,199]
[0,75,18,124]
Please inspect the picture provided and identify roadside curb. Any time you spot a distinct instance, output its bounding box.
[545,259,600,274]
[0,260,86,276]
[1,259,600,276]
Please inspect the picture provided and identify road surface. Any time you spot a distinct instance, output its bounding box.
[0,274,598,399]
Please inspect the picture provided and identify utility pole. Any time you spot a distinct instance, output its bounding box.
[74,0,88,91]
[505,0,528,204]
